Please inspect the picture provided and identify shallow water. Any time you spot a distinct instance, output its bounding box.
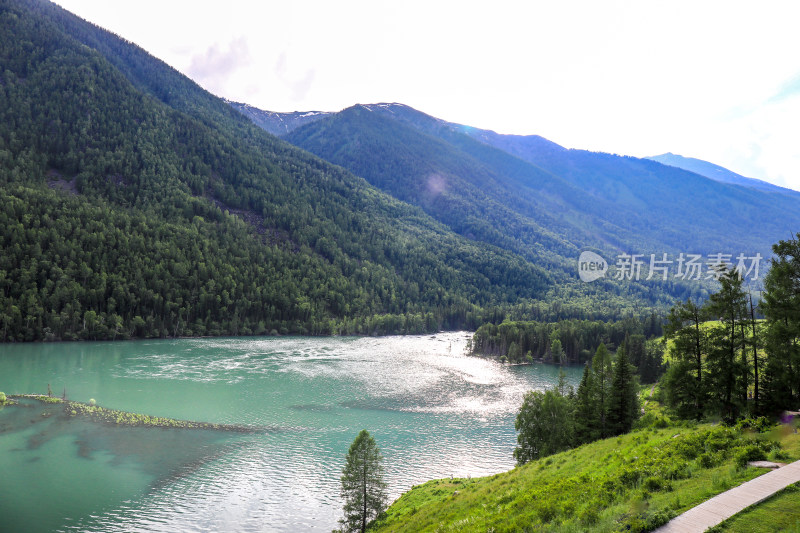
[0,333,580,532]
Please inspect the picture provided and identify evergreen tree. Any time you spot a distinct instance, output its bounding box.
[663,298,707,419]
[591,343,613,438]
[761,235,800,415]
[339,430,388,533]
[574,362,598,444]
[608,345,639,435]
[705,266,749,421]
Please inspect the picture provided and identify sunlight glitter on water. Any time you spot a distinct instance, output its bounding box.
[0,332,581,532]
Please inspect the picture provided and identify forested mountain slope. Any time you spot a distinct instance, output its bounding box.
[283,105,712,316]
[0,0,561,341]
[353,103,800,260]
[647,152,800,199]
[246,101,800,267]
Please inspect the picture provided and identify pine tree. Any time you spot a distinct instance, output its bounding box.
[761,235,800,415]
[591,343,613,438]
[339,430,388,533]
[574,362,598,444]
[608,345,639,435]
[663,298,707,419]
[705,266,749,421]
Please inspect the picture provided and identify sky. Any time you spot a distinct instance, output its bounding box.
[54,0,800,191]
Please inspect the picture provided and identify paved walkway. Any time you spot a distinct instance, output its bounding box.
[654,460,800,532]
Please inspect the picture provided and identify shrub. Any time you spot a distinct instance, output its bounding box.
[768,448,791,462]
[579,506,600,526]
[0,392,6,403]
[735,444,767,468]
[673,436,703,460]
[643,476,668,492]
[619,468,642,488]
[704,429,737,452]
[536,501,558,523]
[89,398,96,406]
[644,509,676,529]
[698,451,723,468]
[735,417,775,433]
[602,478,619,494]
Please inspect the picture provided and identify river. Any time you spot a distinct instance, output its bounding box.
[0,332,580,532]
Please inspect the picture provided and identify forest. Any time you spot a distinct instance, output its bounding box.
[508,234,800,469]
[662,235,800,420]
[469,315,665,381]
[0,0,558,341]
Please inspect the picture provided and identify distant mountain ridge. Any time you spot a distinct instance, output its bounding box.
[646,152,800,199]
[226,100,332,136]
[233,100,800,305]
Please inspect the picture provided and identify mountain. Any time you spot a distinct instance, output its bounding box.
[646,152,800,199]
[225,101,332,137]
[228,101,800,316]
[269,103,800,270]
[0,0,569,341]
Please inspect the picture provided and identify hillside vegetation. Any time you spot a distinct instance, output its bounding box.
[0,0,558,341]
[373,419,800,532]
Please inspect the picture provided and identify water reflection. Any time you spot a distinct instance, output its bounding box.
[0,332,581,532]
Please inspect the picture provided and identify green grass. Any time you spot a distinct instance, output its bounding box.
[373,425,800,533]
[710,431,800,532]
[709,482,800,532]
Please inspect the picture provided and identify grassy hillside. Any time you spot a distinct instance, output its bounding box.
[373,421,800,532]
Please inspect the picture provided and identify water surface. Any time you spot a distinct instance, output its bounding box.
[0,333,580,532]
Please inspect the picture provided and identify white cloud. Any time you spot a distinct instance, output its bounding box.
[187,37,251,96]
[53,0,800,190]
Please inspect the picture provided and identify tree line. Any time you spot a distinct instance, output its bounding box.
[514,343,640,463]
[662,235,800,420]
[470,316,664,382]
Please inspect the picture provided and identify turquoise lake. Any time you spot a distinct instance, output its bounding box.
[0,333,581,532]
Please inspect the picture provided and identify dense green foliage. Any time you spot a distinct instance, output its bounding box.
[469,316,664,374]
[661,243,800,420]
[339,429,387,533]
[373,423,798,532]
[514,344,640,463]
[760,236,800,415]
[0,0,565,341]
[276,102,800,323]
[513,376,575,464]
[284,105,719,318]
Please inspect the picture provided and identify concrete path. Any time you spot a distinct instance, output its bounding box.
[654,460,800,532]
